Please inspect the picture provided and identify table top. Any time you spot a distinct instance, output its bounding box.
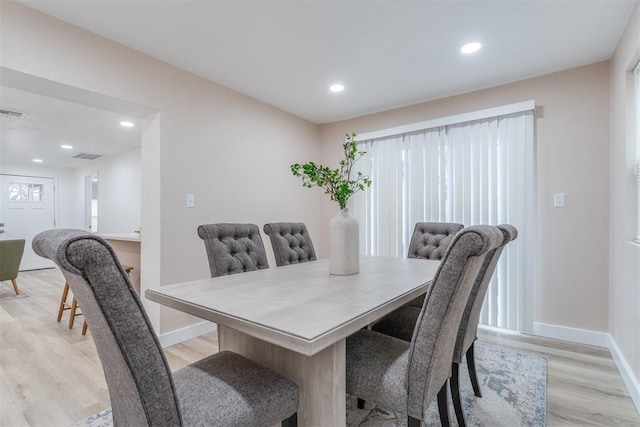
[146,256,439,355]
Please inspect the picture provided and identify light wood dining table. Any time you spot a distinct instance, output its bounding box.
[145,256,439,427]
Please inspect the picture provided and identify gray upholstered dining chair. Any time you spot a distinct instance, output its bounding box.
[32,229,299,427]
[0,239,25,295]
[197,223,269,277]
[263,222,317,267]
[407,222,464,308]
[347,225,503,427]
[449,224,518,425]
[372,224,517,427]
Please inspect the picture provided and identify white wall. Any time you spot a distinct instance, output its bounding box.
[72,148,142,234]
[1,147,142,236]
[609,0,640,408]
[319,62,611,335]
[0,1,320,335]
[0,162,81,229]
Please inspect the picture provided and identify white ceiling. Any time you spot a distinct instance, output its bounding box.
[0,85,142,168]
[1,0,635,168]
[17,0,636,124]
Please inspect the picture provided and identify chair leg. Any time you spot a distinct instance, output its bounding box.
[57,283,70,322]
[451,363,466,427]
[82,321,88,336]
[10,278,19,295]
[69,297,78,329]
[408,415,421,427]
[281,412,297,427]
[357,398,365,409]
[437,382,451,427]
[466,342,482,397]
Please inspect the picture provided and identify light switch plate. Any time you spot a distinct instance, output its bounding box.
[186,194,195,208]
[553,193,565,208]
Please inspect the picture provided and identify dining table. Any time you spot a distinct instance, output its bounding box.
[145,255,439,427]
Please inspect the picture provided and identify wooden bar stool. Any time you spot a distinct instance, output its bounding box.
[57,264,134,335]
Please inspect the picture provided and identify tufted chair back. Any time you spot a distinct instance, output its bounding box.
[263,222,317,267]
[197,223,269,278]
[407,222,464,260]
[406,222,464,308]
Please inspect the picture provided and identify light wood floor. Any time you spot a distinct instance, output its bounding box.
[1,269,638,426]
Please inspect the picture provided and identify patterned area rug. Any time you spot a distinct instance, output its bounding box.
[347,342,547,426]
[72,342,546,427]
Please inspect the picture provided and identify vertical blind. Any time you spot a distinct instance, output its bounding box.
[352,109,535,331]
[635,62,640,243]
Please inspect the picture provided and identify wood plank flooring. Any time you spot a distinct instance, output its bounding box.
[478,328,640,426]
[1,269,638,426]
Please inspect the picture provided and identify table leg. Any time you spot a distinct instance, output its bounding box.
[218,325,346,427]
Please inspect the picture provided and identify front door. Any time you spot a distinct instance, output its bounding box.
[0,174,56,270]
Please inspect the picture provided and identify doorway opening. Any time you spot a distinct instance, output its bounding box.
[85,174,99,232]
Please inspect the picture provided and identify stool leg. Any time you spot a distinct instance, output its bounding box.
[69,297,78,329]
[57,283,70,322]
[82,321,88,336]
[11,279,19,296]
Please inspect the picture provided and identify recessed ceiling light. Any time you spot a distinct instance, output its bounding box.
[120,121,134,128]
[61,144,73,149]
[32,158,43,163]
[329,84,345,93]
[461,42,482,54]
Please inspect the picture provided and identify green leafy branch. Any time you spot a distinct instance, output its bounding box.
[291,133,372,210]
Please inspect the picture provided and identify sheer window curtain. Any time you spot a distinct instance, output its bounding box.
[353,110,535,331]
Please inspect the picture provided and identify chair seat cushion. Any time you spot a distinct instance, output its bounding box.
[346,329,410,414]
[174,351,298,427]
[372,305,421,342]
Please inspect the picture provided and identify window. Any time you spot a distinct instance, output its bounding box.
[635,62,640,243]
[8,182,44,202]
[353,102,535,331]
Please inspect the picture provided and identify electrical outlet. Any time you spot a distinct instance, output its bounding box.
[186,194,195,208]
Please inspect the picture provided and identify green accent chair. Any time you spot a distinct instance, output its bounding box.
[0,239,26,295]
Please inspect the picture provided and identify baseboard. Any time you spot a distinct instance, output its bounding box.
[532,322,609,347]
[608,335,640,414]
[478,323,522,334]
[158,321,217,348]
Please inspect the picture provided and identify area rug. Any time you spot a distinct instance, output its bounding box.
[346,342,547,426]
[72,342,546,427]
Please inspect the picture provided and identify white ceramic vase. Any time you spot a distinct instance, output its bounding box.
[329,208,359,275]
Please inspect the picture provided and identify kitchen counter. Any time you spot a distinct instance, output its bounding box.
[101,233,141,293]
[99,233,140,242]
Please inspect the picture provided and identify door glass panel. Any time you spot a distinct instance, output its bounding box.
[8,182,44,202]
